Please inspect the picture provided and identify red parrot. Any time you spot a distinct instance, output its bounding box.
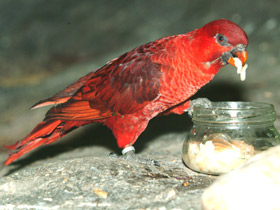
[4,19,248,166]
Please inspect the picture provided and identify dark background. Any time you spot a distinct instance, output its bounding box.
[0,0,279,162]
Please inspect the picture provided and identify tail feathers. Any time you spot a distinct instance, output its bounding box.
[4,120,89,166]
[5,120,62,151]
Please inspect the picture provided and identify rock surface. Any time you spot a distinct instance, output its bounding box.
[201,145,280,210]
[0,137,216,210]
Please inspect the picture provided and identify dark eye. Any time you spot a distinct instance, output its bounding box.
[218,35,224,42]
[216,34,229,46]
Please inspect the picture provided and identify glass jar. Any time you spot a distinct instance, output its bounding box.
[182,101,280,175]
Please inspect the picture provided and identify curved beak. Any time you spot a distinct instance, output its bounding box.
[227,50,247,67]
[222,45,248,81]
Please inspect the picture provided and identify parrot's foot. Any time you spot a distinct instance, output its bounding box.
[121,145,136,155]
[185,98,212,117]
[109,146,160,167]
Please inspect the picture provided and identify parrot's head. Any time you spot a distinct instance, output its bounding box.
[192,19,248,81]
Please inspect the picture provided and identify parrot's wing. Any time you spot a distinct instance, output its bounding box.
[31,72,94,109]
[45,49,164,121]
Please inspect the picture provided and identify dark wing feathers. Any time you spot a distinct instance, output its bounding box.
[84,52,162,115]
[88,56,162,114]
[45,43,164,120]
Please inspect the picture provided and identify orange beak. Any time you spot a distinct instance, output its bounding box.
[227,50,247,67]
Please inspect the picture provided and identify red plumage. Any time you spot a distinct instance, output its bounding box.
[4,19,248,165]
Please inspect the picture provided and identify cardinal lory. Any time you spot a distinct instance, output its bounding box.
[4,19,248,166]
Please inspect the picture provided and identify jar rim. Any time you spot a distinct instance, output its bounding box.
[194,101,273,111]
[192,101,275,124]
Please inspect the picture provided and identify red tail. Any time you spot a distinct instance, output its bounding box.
[4,120,90,166]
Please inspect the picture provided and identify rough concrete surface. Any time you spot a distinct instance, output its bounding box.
[0,0,280,209]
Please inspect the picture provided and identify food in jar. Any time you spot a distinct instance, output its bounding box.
[183,133,255,174]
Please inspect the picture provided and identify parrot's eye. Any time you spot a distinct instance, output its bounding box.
[216,34,229,46]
